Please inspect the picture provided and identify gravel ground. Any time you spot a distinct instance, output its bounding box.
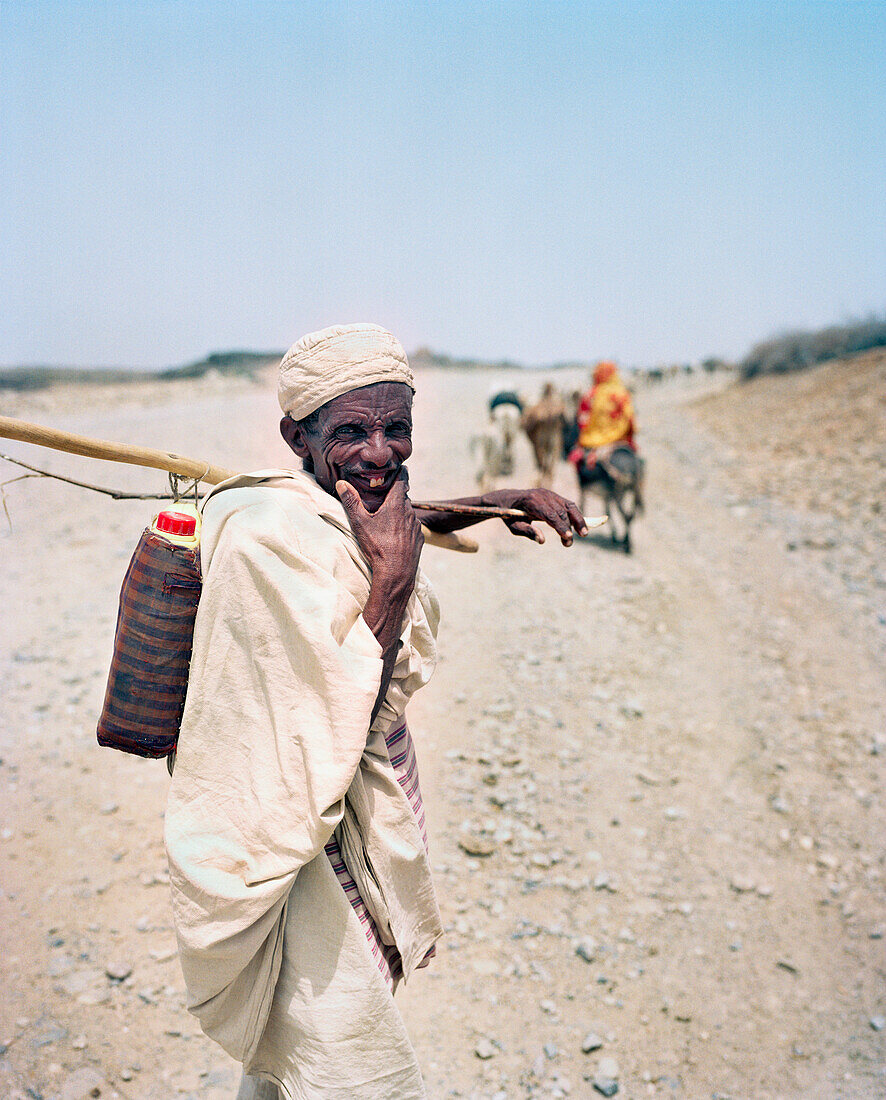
[1,359,883,1099]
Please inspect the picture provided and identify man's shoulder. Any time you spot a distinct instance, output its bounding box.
[203,470,323,523]
[200,470,353,569]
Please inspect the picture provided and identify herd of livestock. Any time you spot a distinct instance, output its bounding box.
[469,357,730,552]
[473,369,651,553]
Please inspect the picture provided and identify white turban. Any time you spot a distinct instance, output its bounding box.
[278,323,415,421]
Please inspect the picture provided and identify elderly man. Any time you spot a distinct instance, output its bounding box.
[165,324,586,1099]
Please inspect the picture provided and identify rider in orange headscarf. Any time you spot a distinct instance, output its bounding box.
[569,361,636,468]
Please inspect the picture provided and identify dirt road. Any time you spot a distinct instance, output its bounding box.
[1,365,883,1099]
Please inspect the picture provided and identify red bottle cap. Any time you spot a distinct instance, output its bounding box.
[155,510,197,537]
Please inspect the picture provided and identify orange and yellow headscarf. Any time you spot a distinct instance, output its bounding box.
[577,362,635,449]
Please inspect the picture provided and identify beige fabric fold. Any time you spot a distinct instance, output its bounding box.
[164,469,441,1097]
[277,323,415,421]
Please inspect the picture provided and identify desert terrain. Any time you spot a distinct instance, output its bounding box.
[0,352,883,1099]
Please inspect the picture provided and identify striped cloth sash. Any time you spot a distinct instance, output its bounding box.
[324,720,434,986]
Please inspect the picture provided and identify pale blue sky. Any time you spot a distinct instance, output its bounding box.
[2,0,884,369]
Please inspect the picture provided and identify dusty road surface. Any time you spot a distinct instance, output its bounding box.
[1,360,883,1099]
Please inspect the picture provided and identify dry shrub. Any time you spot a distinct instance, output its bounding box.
[740,316,886,379]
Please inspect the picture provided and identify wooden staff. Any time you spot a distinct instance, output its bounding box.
[0,415,607,549]
[0,415,603,550]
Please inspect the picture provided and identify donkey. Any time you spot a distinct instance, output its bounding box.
[575,444,645,553]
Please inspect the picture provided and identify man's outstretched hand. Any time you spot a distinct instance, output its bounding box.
[483,488,587,545]
[413,486,588,544]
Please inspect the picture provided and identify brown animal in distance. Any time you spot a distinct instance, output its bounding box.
[521,382,567,488]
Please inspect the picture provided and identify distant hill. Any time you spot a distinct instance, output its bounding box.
[157,350,282,380]
[0,350,283,392]
[409,346,524,371]
[8,317,885,394]
[0,365,145,391]
[0,346,602,392]
[409,346,594,372]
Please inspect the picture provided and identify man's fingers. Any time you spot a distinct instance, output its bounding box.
[335,479,365,515]
[525,491,585,544]
[506,520,545,544]
[375,467,411,513]
[566,500,588,536]
[391,466,410,496]
[546,505,575,545]
[529,500,573,545]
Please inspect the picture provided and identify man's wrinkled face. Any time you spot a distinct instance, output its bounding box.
[281,382,414,513]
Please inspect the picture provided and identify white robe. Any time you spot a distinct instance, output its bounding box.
[164,470,442,1098]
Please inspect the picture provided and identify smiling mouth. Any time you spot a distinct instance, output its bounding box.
[344,469,395,492]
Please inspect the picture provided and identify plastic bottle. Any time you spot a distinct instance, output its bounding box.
[150,502,201,547]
